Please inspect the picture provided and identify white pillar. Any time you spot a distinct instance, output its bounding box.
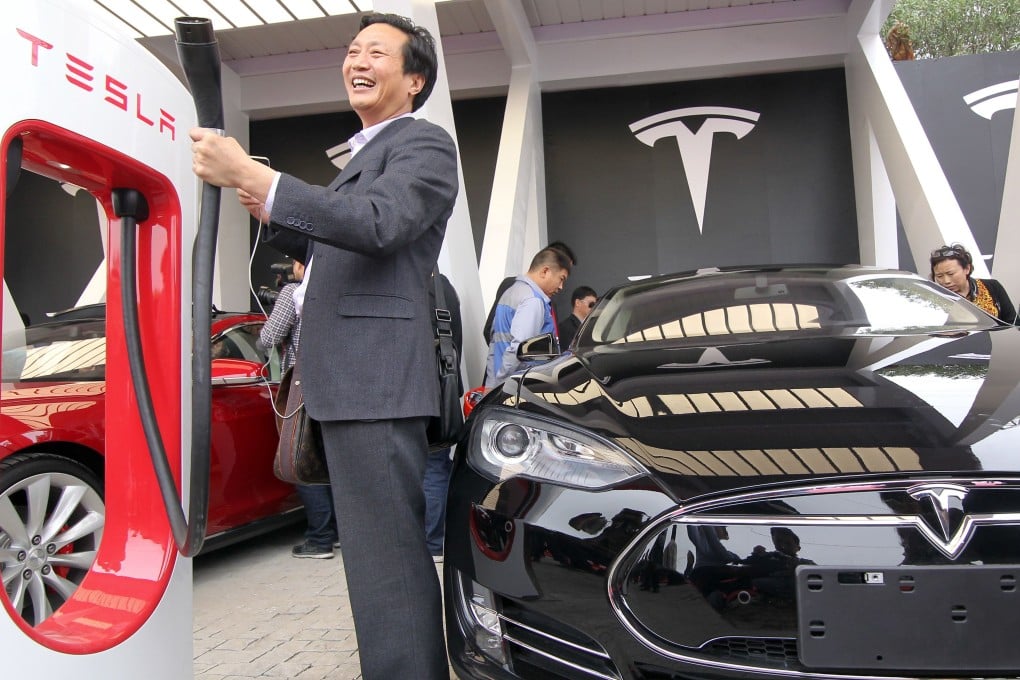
[993,81,1020,298]
[476,0,547,380]
[214,63,253,311]
[844,0,988,277]
[381,0,483,384]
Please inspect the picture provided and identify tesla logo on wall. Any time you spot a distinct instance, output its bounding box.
[964,79,1019,119]
[630,107,760,233]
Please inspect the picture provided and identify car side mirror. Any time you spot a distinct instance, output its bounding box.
[211,358,268,386]
[517,333,559,362]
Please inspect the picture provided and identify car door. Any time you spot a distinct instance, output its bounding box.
[207,320,299,536]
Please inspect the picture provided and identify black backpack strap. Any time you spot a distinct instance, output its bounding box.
[432,267,457,375]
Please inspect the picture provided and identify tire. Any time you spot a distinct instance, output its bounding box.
[0,452,105,627]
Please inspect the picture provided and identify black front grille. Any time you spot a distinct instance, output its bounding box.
[631,665,715,680]
[499,600,622,680]
[701,636,798,666]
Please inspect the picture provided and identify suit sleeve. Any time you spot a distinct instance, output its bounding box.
[270,122,458,257]
[261,226,309,264]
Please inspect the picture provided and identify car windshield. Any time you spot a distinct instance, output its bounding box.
[581,269,998,348]
[2,319,106,382]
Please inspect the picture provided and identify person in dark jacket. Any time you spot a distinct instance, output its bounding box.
[424,272,461,561]
[258,258,339,560]
[930,244,1017,324]
[558,285,597,348]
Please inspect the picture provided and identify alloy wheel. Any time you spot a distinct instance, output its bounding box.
[0,455,105,626]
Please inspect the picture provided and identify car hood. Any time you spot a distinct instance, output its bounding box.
[510,327,1020,500]
[0,380,105,445]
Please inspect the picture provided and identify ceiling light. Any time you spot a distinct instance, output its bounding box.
[318,0,372,15]
[281,0,329,20]
[245,0,294,23]
[198,0,262,27]
[95,0,172,37]
[93,0,369,39]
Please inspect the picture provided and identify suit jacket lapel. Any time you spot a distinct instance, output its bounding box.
[327,117,415,191]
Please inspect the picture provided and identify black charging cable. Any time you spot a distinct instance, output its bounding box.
[112,17,224,557]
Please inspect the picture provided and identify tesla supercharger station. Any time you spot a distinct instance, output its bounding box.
[2,1,216,676]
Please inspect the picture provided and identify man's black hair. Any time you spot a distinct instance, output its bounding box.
[359,13,438,111]
[571,286,597,303]
[547,240,576,266]
[530,246,572,274]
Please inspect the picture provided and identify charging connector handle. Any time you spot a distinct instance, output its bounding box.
[174,17,224,131]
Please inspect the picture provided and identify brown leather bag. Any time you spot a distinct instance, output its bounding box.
[273,363,330,485]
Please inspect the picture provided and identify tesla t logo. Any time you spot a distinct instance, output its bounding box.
[17,28,176,141]
[964,79,1019,120]
[908,482,968,551]
[630,107,760,233]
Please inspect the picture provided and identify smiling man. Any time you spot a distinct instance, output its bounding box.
[189,13,458,680]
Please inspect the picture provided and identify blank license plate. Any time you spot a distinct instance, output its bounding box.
[797,565,1020,672]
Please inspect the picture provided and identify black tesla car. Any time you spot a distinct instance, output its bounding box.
[444,265,1020,680]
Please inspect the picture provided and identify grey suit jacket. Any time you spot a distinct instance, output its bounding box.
[265,117,459,422]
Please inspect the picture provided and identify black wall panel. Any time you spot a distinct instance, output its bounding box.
[543,68,858,317]
[893,50,1019,274]
[249,110,363,300]
[4,172,103,323]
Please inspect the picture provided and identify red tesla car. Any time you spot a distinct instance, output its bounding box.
[0,305,301,626]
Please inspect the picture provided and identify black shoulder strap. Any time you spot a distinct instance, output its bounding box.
[432,267,458,375]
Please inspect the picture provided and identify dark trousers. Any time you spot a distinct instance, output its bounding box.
[423,447,453,556]
[296,483,337,549]
[319,417,446,680]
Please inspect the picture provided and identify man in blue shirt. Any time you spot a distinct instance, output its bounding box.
[484,247,571,386]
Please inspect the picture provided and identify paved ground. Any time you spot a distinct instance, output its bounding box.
[193,522,455,679]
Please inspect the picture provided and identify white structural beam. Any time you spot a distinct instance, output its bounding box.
[390,0,484,387]
[476,0,546,372]
[845,0,896,267]
[844,0,988,278]
[848,114,898,267]
[214,64,254,311]
[992,83,1020,300]
[477,65,545,274]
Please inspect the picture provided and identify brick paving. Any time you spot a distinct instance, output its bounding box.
[193,522,454,679]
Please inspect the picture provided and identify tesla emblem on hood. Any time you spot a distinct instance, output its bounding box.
[629,107,760,233]
[908,483,969,556]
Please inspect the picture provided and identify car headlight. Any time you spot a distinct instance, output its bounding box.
[469,409,646,490]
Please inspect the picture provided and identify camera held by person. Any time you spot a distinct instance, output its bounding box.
[256,286,280,307]
[269,261,299,288]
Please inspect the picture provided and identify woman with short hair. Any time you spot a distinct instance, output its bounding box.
[930,243,1017,324]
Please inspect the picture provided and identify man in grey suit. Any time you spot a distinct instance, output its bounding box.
[189,13,457,679]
